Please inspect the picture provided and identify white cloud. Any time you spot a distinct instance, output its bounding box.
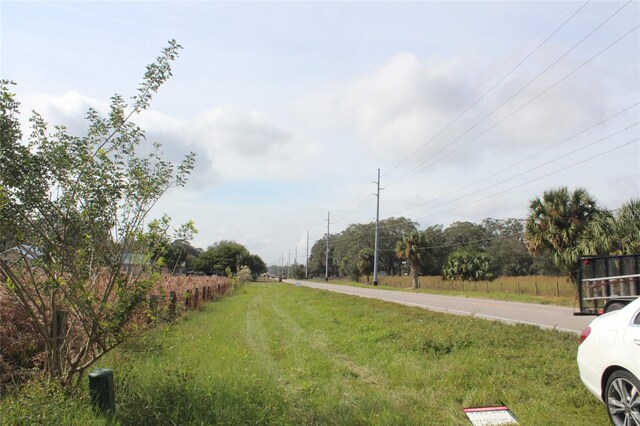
[20,91,108,136]
[17,91,320,188]
[184,106,320,183]
[490,47,607,149]
[191,107,292,158]
[334,53,478,165]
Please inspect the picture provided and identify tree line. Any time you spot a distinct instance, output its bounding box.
[296,188,638,288]
[161,239,267,279]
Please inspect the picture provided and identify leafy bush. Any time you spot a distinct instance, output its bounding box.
[442,251,496,281]
[236,266,252,283]
[0,41,195,386]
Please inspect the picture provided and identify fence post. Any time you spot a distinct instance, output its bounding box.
[203,286,207,302]
[517,282,520,295]
[147,295,158,324]
[185,290,191,309]
[486,281,489,293]
[556,281,560,297]
[169,291,176,316]
[194,287,199,307]
[535,282,538,296]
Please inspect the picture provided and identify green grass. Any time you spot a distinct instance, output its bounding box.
[318,275,578,307]
[0,283,606,425]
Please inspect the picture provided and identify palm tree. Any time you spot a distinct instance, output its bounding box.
[357,247,375,283]
[395,231,427,289]
[525,187,600,282]
[579,199,640,255]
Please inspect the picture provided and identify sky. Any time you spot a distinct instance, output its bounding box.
[2,0,639,266]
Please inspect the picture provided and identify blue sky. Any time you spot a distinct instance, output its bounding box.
[2,1,639,265]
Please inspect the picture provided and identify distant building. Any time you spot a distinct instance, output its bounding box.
[121,252,147,275]
[0,245,42,265]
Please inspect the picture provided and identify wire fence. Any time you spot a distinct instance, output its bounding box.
[377,275,576,298]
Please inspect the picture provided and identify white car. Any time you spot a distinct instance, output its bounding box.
[577,297,640,425]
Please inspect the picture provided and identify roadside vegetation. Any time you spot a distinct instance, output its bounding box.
[0,41,268,393]
[0,34,636,426]
[276,191,638,303]
[317,275,577,307]
[0,283,607,425]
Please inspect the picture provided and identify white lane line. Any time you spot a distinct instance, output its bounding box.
[291,281,581,334]
[371,297,580,334]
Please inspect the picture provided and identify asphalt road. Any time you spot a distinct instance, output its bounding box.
[284,279,593,334]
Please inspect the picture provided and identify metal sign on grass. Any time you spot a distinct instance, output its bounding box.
[464,406,518,425]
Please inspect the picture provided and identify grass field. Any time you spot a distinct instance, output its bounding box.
[0,283,606,425]
[318,275,578,307]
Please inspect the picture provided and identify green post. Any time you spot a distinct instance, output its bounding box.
[88,368,115,415]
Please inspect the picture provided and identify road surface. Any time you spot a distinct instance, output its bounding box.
[284,279,593,334]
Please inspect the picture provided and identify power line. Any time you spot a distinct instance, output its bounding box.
[323,1,595,236]
[379,234,513,252]
[393,119,640,219]
[303,4,639,265]
[383,0,592,177]
[331,196,375,225]
[414,137,639,222]
[321,134,638,248]
[386,3,637,188]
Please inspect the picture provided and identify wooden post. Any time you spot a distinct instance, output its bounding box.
[194,287,199,307]
[517,282,520,294]
[51,310,68,376]
[556,282,560,297]
[169,291,176,316]
[185,290,191,309]
[202,286,207,302]
[147,295,159,324]
[535,282,539,296]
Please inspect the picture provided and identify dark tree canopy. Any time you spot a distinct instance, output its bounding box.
[525,187,601,281]
[194,240,266,278]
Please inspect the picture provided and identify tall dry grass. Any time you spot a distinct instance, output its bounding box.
[0,286,44,393]
[377,275,575,297]
[0,274,231,395]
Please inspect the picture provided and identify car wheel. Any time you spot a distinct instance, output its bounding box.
[605,370,640,426]
[605,302,627,314]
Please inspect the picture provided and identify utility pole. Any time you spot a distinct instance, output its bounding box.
[305,230,309,279]
[287,250,291,279]
[280,253,283,282]
[373,168,381,286]
[294,246,297,266]
[325,211,330,281]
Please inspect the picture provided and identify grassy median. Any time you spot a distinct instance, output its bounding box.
[0,283,606,425]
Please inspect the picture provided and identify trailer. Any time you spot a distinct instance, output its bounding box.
[577,254,640,315]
